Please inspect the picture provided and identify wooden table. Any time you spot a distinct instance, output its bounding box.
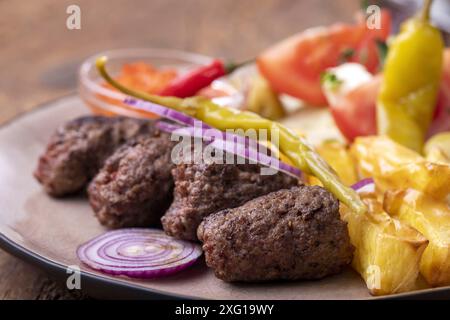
[0,0,357,299]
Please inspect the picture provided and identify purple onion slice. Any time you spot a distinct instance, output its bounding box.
[155,120,303,179]
[125,97,211,129]
[351,178,375,194]
[126,98,303,179]
[77,229,202,278]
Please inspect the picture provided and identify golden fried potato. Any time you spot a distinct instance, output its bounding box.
[351,136,450,201]
[315,140,358,186]
[426,148,450,164]
[341,193,428,295]
[380,162,450,201]
[351,135,421,177]
[384,189,450,286]
[424,132,450,164]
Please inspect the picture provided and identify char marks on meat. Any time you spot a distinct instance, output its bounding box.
[34,116,155,196]
[162,161,299,241]
[198,186,354,282]
[88,133,175,228]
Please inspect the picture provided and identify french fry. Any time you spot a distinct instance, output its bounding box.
[425,147,450,164]
[341,193,428,295]
[315,140,358,186]
[384,189,450,286]
[351,136,450,201]
[351,135,421,177]
[424,132,450,164]
[380,162,450,201]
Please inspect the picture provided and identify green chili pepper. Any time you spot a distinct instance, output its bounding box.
[96,56,366,214]
[376,0,444,153]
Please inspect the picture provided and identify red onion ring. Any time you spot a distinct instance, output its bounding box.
[351,178,375,194]
[155,120,303,178]
[126,98,302,178]
[77,229,203,278]
[125,98,211,129]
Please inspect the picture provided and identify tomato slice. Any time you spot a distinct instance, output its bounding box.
[352,10,392,73]
[329,48,449,142]
[329,75,381,141]
[108,62,178,94]
[429,48,450,136]
[257,10,391,106]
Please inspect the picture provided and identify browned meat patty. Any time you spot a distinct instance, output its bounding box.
[197,186,354,282]
[161,162,299,241]
[34,116,155,196]
[88,132,175,228]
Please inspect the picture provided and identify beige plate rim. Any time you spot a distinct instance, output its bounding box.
[0,94,449,300]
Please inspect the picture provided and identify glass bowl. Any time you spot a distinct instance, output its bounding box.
[78,48,212,118]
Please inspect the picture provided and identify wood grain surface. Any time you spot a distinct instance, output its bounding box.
[0,0,358,299]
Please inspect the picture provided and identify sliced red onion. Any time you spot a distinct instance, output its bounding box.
[127,98,283,156]
[124,98,211,129]
[77,229,202,279]
[208,138,301,177]
[126,96,303,178]
[156,121,208,141]
[351,178,375,194]
[155,120,303,178]
[130,99,279,160]
[155,121,185,134]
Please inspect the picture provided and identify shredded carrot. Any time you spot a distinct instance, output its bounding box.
[105,62,178,94]
[91,62,178,119]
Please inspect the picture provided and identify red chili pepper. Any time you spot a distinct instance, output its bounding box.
[159,59,249,98]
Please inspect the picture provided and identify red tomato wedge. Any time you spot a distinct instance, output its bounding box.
[327,49,450,141]
[329,75,381,141]
[429,48,450,136]
[257,10,391,106]
[352,10,392,73]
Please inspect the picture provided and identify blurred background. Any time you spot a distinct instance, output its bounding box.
[1,0,449,123]
[0,0,448,300]
[0,0,358,123]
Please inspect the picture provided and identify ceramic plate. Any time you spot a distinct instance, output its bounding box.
[0,95,449,300]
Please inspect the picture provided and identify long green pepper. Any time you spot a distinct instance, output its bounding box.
[96,56,366,214]
[376,0,443,153]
